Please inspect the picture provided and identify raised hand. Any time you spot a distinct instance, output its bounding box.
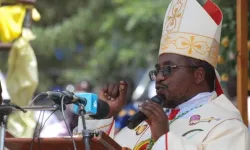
[98,81,128,118]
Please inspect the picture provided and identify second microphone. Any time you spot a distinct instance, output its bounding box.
[127,94,166,129]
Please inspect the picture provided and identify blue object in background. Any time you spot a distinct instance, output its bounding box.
[115,103,138,130]
[54,48,65,60]
[75,43,84,52]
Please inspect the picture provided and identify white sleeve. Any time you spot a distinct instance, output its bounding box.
[152,119,250,150]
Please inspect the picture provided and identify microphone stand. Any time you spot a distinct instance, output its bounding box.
[0,104,12,150]
[0,100,59,150]
[0,116,6,150]
[78,104,97,150]
[0,100,27,150]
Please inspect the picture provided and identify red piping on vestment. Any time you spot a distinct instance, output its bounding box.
[107,119,115,135]
[165,133,168,150]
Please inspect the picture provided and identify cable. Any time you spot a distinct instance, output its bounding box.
[39,109,58,133]
[29,93,55,150]
[30,110,42,150]
[37,110,45,150]
[30,109,58,150]
[29,93,48,106]
[61,96,77,150]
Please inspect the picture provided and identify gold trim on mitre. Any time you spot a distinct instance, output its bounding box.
[159,32,219,67]
[163,0,187,33]
[159,0,222,68]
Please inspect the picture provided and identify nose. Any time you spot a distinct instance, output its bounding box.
[156,72,165,83]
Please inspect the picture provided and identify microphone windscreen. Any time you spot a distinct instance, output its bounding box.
[73,93,110,119]
[73,93,98,115]
[90,100,110,119]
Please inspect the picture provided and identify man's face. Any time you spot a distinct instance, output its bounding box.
[155,53,195,108]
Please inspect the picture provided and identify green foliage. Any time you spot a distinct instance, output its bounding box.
[1,0,248,92]
[30,0,169,91]
[216,0,250,86]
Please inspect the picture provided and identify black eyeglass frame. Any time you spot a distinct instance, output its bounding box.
[148,65,199,81]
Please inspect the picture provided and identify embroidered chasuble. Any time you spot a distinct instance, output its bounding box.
[76,92,250,150]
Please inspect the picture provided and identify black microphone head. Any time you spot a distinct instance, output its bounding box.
[90,100,110,119]
[151,94,166,106]
[127,94,166,129]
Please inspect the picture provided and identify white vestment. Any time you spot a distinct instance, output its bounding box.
[77,92,250,150]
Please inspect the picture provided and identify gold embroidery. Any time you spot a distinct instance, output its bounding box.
[160,35,174,50]
[134,139,150,150]
[164,0,187,33]
[159,32,219,67]
[159,0,222,68]
[176,36,208,55]
[134,125,148,135]
[95,123,113,130]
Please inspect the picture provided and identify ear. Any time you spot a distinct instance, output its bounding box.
[194,67,206,84]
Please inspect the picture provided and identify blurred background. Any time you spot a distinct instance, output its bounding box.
[0,0,249,137]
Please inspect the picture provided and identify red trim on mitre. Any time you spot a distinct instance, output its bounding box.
[203,0,223,96]
[215,77,223,96]
[203,0,223,25]
[165,132,168,150]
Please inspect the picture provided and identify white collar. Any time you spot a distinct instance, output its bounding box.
[167,91,216,118]
[176,91,215,110]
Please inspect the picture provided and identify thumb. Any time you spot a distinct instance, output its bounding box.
[119,81,128,99]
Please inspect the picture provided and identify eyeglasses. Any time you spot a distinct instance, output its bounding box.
[148,65,198,81]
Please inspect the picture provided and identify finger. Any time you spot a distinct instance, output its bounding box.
[140,102,165,118]
[101,84,109,96]
[111,84,119,100]
[141,100,164,114]
[146,102,166,115]
[140,105,161,119]
[107,84,115,99]
[118,81,128,100]
[139,105,155,119]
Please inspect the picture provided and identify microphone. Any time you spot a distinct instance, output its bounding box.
[42,91,110,119]
[127,94,166,129]
[89,100,110,119]
[73,92,110,119]
[42,91,84,105]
